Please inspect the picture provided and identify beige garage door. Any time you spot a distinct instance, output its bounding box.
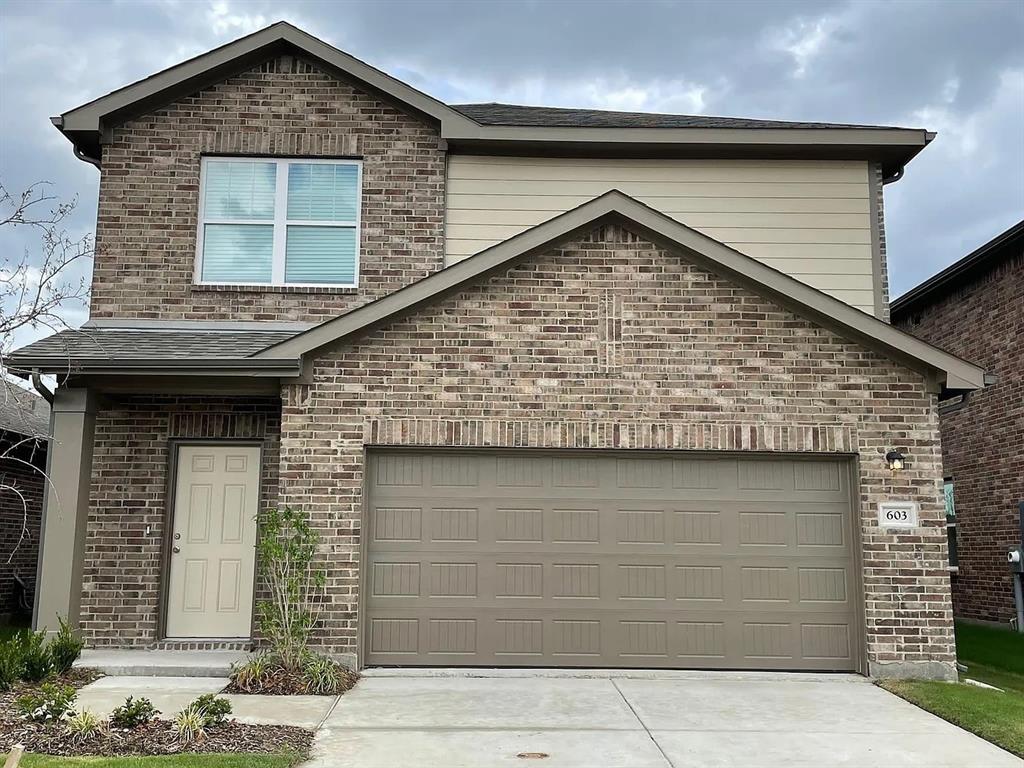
[364,450,860,671]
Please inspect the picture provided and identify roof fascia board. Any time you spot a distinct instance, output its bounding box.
[255,191,984,391]
[443,125,931,149]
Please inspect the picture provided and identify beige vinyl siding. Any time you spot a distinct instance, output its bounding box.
[446,156,877,314]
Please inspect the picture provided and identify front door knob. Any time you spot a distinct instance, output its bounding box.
[172,546,181,554]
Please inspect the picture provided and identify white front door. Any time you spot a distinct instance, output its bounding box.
[165,444,260,639]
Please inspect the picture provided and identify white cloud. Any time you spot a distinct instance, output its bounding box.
[768,15,837,78]
[206,1,268,36]
[908,68,1023,160]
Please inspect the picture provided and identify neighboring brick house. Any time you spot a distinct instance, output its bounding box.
[11,22,988,680]
[0,387,49,618]
[892,220,1023,626]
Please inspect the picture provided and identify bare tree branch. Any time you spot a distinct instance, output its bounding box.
[1,180,93,572]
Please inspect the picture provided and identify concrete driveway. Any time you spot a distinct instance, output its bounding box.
[307,671,1021,768]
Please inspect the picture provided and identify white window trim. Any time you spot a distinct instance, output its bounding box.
[194,156,362,289]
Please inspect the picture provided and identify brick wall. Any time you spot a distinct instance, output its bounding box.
[894,248,1024,624]
[0,437,45,616]
[91,55,446,323]
[278,223,954,676]
[80,397,280,646]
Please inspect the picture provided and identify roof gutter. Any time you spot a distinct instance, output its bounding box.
[882,166,904,185]
[10,356,303,379]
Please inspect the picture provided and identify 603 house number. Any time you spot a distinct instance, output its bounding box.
[878,502,918,529]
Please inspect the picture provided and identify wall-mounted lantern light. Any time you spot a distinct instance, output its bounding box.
[885,449,906,472]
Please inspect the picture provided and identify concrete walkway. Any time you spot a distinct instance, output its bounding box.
[75,676,337,730]
[307,673,1023,768]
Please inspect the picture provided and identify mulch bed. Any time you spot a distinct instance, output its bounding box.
[0,668,313,759]
[2,719,313,758]
[0,667,102,724]
[224,663,359,696]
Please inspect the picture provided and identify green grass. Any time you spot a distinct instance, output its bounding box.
[955,620,1024,695]
[880,679,1024,757]
[878,621,1024,758]
[18,754,304,768]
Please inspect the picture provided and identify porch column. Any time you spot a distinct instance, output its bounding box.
[33,387,97,634]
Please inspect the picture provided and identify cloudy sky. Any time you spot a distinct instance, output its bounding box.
[1,0,1022,347]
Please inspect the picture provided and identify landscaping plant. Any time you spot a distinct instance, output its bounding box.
[173,702,209,745]
[0,635,24,690]
[49,615,85,675]
[16,628,53,682]
[230,652,272,692]
[223,507,359,696]
[15,681,77,723]
[256,506,326,673]
[66,709,105,743]
[189,693,233,726]
[109,696,159,729]
[301,653,345,695]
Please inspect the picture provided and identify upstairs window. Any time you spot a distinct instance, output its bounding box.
[196,157,361,287]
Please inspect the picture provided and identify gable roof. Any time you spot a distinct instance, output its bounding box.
[891,218,1024,319]
[56,21,480,162]
[56,22,931,176]
[255,190,985,393]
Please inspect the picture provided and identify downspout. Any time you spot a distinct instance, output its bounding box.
[30,371,54,405]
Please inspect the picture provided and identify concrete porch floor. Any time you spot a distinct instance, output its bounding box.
[76,648,250,677]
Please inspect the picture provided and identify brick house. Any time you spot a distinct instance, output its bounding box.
[10,22,988,680]
[0,387,49,618]
[892,220,1024,626]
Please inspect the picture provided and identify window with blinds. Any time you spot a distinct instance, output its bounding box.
[196,157,361,287]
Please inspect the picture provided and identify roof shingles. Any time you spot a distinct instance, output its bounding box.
[451,103,897,131]
[9,328,297,365]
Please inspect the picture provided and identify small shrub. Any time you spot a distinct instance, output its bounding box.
[109,696,159,730]
[174,704,207,744]
[66,709,104,743]
[256,506,325,672]
[16,682,77,724]
[0,637,24,691]
[230,653,272,692]
[17,628,53,682]
[302,653,345,695]
[49,615,85,675]
[190,693,232,726]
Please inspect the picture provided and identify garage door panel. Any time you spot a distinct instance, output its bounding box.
[367,555,854,609]
[363,610,855,669]
[365,451,858,671]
